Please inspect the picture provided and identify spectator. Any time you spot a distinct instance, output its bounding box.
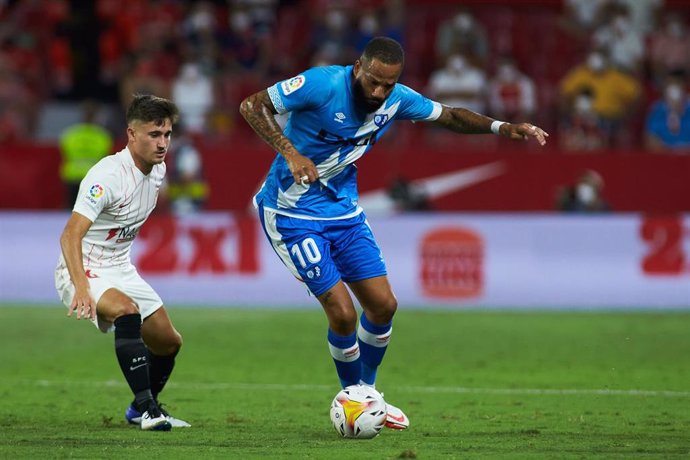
[559,0,609,39]
[232,0,279,38]
[648,12,690,86]
[352,0,405,56]
[387,176,430,212]
[171,62,214,136]
[180,1,220,73]
[559,89,608,151]
[488,56,537,122]
[434,8,489,67]
[308,4,357,67]
[559,50,641,143]
[380,0,406,48]
[0,48,35,142]
[119,56,169,111]
[353,8,381,55]
[59,100,113,207]
[218,8,272,76]
[613,0,662,38]
[592,6,644,74]
[645,77,690,152]
[557,170,610,212]
[165,133,209,215]
[427,53,487,114]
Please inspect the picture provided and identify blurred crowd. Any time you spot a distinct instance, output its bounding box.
[1,0,689,153]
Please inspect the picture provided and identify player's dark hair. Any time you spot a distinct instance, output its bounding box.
[126,94,179,126]
[361,37,404,66]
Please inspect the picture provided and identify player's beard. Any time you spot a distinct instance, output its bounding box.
[353,78,385,113]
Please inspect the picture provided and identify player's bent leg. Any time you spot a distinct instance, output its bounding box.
[97,289,172,431]
[139,307,190,428]
[348,276,398,325]
[347,277,408,429]
[318,281,359,336]
[349,276,397,384]
[319,282,363,387]
[141,307,182,356]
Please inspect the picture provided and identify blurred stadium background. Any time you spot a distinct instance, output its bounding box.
[0,0,689,309]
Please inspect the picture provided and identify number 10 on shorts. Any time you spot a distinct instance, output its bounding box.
[291,238,322,268]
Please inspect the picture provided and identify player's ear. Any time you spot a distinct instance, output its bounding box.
[353,59,362,76]
[126,125,136,143]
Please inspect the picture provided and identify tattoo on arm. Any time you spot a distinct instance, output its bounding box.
[433,107,495,134]
[239,90,298,156]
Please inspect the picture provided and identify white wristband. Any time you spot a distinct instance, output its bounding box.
[491,120,506,135]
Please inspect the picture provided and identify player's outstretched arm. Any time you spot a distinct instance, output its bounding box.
[239,90,319,185]
[60,212,97,320]
[431,106,549,146]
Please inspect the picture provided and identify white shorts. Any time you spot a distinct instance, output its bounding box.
[55,258,163,333]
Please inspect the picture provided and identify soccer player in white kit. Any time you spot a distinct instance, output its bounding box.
[55,94,190,431]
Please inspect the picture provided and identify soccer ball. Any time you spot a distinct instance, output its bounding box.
[330,385,387,439]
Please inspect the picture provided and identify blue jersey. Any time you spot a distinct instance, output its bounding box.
[254,65,442,220]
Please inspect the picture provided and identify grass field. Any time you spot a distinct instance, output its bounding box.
[1,305,689,459]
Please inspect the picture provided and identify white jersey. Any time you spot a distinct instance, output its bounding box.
[66,147,165,268]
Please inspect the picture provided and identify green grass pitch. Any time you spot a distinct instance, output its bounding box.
[1,305,689,458]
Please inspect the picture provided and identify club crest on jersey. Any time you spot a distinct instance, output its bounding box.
[85,184,104,205]
[282,75,305,95]
[374,114,389,127]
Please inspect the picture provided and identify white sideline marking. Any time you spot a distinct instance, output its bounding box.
[22,380,690,398]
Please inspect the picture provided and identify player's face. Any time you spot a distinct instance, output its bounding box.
[353,58,402,112]
[127,119,173,173]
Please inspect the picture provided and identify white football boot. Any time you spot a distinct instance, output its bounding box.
[383,401,410,430]
[140,402,172,431]
[160,405,191,428]
[127,402,190,428]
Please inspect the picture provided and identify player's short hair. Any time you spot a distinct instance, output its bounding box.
[361,37,404,66]
[126,94,180,126]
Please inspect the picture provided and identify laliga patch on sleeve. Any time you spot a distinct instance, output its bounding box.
[85,183,105,205]
[281,75,306,96]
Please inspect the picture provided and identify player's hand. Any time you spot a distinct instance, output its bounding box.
[285,152,320,186]
[501,122,549,146]
[68,286,97,321]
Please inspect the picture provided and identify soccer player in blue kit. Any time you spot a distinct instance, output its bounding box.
[240,37,548,430]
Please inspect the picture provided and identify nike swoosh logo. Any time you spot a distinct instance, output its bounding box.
[387,413,407,422]
[358,161,506,215]
[129,363,147,371]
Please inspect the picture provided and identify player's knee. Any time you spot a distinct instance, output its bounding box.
[111,300,140,320]
[372,295,398,323]
[329,308,358,335]
[169,330,183,353]
[159,330,183,356]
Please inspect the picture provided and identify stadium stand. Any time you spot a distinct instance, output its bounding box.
[1,0,689,211]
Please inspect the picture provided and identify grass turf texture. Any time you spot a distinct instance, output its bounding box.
[0,306,689,459]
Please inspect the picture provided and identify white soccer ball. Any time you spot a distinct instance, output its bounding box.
[330,385,387,439]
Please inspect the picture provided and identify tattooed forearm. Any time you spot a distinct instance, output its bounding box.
[432,107,495,134]
[239,91,299,157]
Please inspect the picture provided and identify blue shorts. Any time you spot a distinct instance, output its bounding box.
[257,204,387,297]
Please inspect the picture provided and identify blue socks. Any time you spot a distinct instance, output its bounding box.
[357,313,392,385]
[327,329,361,387]
[327,313,393,388]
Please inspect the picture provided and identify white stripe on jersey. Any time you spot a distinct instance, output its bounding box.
[426,101,443,121]
[70,147,165,268]
[354,101,400,137]
[261,205,363,221]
